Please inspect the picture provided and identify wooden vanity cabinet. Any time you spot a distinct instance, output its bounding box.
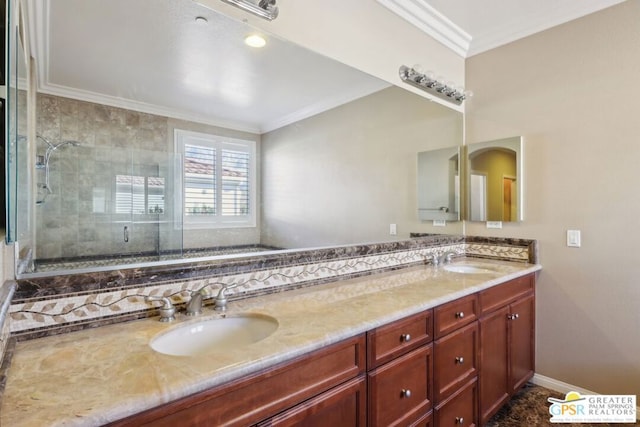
[108,273,535,427]
[108,335,366,427]
[478,274,535,425]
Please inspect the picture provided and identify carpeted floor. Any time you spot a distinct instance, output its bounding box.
[486,383,639,427]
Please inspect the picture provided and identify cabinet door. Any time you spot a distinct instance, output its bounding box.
[433,322,478,403]
[478,305,509,425]
[368,344,433,427]
[256,376,366,427]
[509,294,535,393]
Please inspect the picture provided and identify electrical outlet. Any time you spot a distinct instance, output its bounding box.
[433,220,446,227]
[487,221,503,229]
[389,224,397,235]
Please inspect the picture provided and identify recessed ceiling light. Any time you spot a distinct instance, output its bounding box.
[195,16,208,25]
[244,34,267,48]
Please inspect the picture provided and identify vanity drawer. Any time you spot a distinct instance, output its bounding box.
[433,294,477,339]
[479,274,534,315]
[434,378,478,427]
[367,309,433,369]
[368,344,434,427]
[433,322,478,403]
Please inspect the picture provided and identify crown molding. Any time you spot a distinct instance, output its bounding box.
[38,82,264,134]
[376,0,471,57]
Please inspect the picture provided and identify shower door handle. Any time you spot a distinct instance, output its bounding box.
[124,226,129,243]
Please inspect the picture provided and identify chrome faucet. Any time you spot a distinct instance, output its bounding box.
[214,283,238,312]
[426,253,440,266]
[145,296,176,322]
[185,288,210,316]
[426,251,457,267]
[439,251,457,265]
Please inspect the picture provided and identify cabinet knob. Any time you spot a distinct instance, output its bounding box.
[513,313,519,319]
[401,389,412,398]
[455,356,464,364]
[455,416,464,424]
[400,333,411,342]
[507,313,520,320]
[455,311,464,319]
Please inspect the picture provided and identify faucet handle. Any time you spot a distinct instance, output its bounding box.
[443,251,455,263]
[145,296,176,322]
[214,283,238,312]
[217,283,238,297]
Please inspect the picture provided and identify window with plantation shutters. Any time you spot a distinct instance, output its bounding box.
[175,129,256,229]
[115,175,164,215]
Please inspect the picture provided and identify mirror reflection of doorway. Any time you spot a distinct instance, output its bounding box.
[470,173,487,221]
[503,176,516,221]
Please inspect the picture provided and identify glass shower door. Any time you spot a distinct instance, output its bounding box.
[112,149,182,264]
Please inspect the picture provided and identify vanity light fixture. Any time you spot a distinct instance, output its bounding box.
[214,0,279,21]
[399,64,472,105]
[245,34,267,48]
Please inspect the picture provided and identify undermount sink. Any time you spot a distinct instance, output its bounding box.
[443,264,497,274]
[150,314,278,357]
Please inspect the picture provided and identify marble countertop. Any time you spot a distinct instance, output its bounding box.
[0,258,541,426]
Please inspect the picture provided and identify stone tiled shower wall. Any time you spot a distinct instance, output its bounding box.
[36,94,174,259]
[10,239,534,338]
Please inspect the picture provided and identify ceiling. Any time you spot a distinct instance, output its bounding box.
[28,0,626,133]
[377,0,626,57]
[29,0,389,133]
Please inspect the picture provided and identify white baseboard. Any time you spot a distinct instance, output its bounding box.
[532,373,640,419]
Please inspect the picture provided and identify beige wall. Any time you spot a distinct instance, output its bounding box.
[261,86,463,249]
[465,1,640,395]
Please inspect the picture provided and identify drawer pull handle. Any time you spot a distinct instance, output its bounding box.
[401,389,412,398]
[401,333,411,342]
[455,311,465,319]
[455,416,464,424]
[455,356,464,364]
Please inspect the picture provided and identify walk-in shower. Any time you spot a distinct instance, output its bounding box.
[36,135,81,204]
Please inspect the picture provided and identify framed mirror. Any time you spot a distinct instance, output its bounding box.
[16,0,463,277]
[417,146,460,222]
[466,136,523,222]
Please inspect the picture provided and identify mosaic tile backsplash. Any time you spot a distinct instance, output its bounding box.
[10,236,536,339]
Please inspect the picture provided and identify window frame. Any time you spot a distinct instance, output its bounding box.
[175,129,257,230]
